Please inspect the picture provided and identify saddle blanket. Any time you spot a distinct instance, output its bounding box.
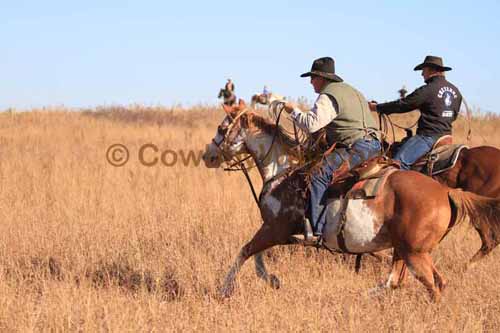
[322,167,397,253]
[418,144,468,176]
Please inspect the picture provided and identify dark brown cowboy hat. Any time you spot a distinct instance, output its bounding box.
[414,55,452,71]
[300,57,343,82]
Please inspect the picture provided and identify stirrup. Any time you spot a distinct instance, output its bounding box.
[290,218,321,247]
[304,217,314,241]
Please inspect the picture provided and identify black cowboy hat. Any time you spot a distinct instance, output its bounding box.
[413,55,452,71]
[300,57,343,82]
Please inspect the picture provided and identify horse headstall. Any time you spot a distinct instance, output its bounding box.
[212,107,254,170]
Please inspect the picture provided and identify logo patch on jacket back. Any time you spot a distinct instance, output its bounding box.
[437,86,458,99]
[437,86,457,117]
[442,110,454,118]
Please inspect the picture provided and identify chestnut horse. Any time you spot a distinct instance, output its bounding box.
[203,101,500,301]
[432,146,500,198]
[389,141,500,263]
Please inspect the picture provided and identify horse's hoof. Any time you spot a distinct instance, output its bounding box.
[430,291,442,303]
[437,281,447,293]
[465,261,478,271]
[218,283,235,299]
[367,284,386,297]
[269,274,280,290]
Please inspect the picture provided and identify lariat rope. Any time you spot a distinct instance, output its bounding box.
[462,99,473,142]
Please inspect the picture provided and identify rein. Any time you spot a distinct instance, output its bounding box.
[383,113,416,139]
[240,163,260,206]
[217,102,319,208]
[379,100,473,151]
[378,112,415,155]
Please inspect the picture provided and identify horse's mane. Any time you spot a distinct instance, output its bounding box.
[247,112,300,148]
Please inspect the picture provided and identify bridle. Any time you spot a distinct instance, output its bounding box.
[211,107,254,169]
[212,105,287,205]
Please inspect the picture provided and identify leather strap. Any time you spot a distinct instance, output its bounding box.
[336,198,351,253]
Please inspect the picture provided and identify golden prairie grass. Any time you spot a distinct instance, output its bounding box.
[0,106,499,332]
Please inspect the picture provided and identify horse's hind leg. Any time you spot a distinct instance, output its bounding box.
[469,225,499,268]
[220,225,279,298]
[431,262,447,292]
[254,252,280,289]
[385,250,407,289]
[404,252,441,302]
[368,249,407,296]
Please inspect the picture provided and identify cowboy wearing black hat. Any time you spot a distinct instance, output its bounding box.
[283,57,381,244]
[368,55,463,170]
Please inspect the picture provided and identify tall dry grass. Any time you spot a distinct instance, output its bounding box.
[0,105,499,332]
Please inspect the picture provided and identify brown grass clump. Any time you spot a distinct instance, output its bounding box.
[0,105,498,331]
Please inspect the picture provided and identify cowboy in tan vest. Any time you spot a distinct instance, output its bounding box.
[283,57,381,244]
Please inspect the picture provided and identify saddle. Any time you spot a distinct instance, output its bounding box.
[327,155,400,200]
[410,135,468,176]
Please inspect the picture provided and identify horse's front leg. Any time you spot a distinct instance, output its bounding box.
[254,252,280,289]
[220,224,280,298]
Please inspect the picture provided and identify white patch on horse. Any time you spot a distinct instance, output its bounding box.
[264,161,280,181]
[246,133,289,182]
[344,200,378,251]
[322,199,390,253]
[261,195,281,218]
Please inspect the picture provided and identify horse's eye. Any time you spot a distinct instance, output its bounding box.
[217,126,228,136]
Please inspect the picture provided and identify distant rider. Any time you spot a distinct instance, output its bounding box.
[219,78,236,106]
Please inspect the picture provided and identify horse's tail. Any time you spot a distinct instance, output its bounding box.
[449,189,500,249]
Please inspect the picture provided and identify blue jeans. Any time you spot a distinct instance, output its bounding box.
[393,134,438,170]
[309,138,381,236]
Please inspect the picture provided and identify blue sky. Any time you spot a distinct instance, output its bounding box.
[2,1,499,112]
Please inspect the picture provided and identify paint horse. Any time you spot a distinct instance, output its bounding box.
[250,92,285,108]
[202,100,500,301]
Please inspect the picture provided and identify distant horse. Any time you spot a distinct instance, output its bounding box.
[202,100,500,301]
[250,93,285,108]
[218,89,236,106]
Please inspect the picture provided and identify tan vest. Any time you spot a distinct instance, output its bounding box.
[320,81,378,145]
